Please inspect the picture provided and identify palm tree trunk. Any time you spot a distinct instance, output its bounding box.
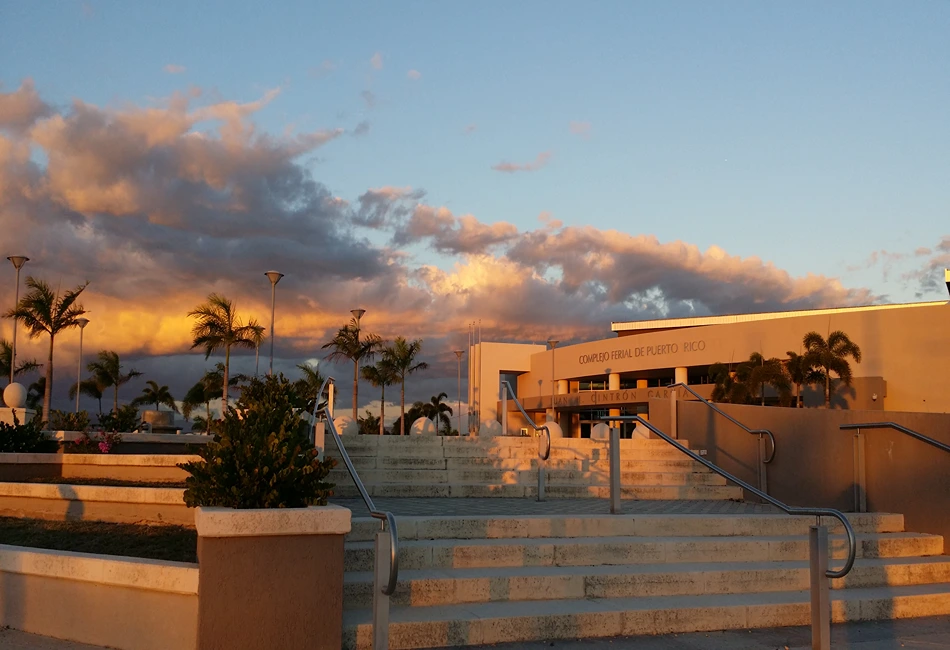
[43,335,54,424]
[352,360,358,423]
[379,385,385,435]
[400,377,406,436]
[223,346,230,409]
[825,371,831,408]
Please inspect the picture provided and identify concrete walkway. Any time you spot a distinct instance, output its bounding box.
[5,616,950,649]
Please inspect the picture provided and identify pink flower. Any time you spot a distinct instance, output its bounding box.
[98,441,111,453]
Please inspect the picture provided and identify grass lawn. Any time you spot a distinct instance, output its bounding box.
[0,516,197,563]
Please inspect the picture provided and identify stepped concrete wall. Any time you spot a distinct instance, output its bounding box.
[658,399,950,544]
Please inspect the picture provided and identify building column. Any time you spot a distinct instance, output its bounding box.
[674,367,688,385]
[557,380,568,395]
[635,379,649,422]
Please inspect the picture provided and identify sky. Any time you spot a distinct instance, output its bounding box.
[0,1,948,421]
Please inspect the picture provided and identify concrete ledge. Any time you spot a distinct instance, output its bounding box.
[49,430,210,445]
[0,482,184,503]
[195,504,351,537]
[0,453,201,466]
[0,545,198,650]
[0,544,198,594]
[0,483,191,525]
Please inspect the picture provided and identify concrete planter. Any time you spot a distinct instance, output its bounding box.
[194,504,351,650]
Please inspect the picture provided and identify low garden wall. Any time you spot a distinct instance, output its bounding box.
[0,483,191,526]
[0,453,196,482]
[48,430,210,455]
[0,544,198,650]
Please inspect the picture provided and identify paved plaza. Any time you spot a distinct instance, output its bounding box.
[5,616,950,649]
[332,497,781,517]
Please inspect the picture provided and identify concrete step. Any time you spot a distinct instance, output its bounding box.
[345,514,906,543]
[331,483,743,500]
[328,469,725,487]
[342,556,950,608]
[341,582,950,649]
[343,532,943,572]
[444,457,711,472]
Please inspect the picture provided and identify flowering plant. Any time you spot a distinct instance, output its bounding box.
[66,431,123,454]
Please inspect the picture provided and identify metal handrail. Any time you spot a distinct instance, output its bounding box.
[311,377,399,596]
[501,380,550,461]
[597,415,856,579]
[667,382,777,463]
[840,422,950,454]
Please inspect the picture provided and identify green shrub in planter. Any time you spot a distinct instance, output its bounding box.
[0,413,58,453]
[179,374,335,509]
[98,405,140,433]
[49,409,91,432]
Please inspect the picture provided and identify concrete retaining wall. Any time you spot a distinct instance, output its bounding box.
[0,453,196,482]
[0,483,191,526]
[49,431,210,455]
[0,544,198,650]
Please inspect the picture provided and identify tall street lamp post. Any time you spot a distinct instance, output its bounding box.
[547,339,559,421]
[265,271,284,376]
[75,318,90,412]
[454,350,464,435]
[351,308,365,422]
[7,256,29,385]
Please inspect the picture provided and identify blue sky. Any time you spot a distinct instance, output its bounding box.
[1,1,949,414]
[4,1,948,295]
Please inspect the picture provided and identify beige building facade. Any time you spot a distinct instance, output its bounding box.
[472,300,949,438]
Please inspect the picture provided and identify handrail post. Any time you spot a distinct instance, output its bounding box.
[853,429,867,513]
[757,433,768,496]
[609,426,621,514]
[809,524,831,650]
[538,436,546,502]
[669,388,678,438]
[502,384,508,437]
[373,529,391,650]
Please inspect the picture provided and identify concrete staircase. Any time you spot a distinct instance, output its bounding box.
[326,435,742,500]
[341,512,950,649]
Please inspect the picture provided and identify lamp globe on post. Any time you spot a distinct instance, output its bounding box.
[264,271,284,376]
[7,256,29,385]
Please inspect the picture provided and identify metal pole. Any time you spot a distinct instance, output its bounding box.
[7,256,28,385]
[373,529,391,650]
[502,384,508,437]
[351,308,365,423]
[854,430,867,513]
[454,350,464,436]
[75,318,89,412]
[610,427,621,514]
[537,445,546,502]
[810,524,831,650]
[264,271,283,376]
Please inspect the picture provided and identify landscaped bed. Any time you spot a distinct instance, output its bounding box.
[0,515,197,563]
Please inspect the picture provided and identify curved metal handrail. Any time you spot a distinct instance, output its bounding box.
[840,422,950,454]
[667,382,777,464]
[598,414,856,579]
[312,377,399,596]
[501,380,550,460]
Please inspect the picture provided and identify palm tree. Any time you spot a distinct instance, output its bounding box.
[361,361,397,435]
[321,317,383,422]
[0,339,40,381]
[26,376,45,411]
[188,294,263,409]
[390,400,426,437]
[709,362,749,404]
[181,364,236,428]
[744,352,792,406]
[422,392,454,433]
[251,325,266,377]
[4,277,88,422]
[785,350,825,408]
[86,350,142,414]
[131,380,179,412]
[803,330,863,408]
[294,362,326,412]
[382,337,429,435]
[68,377,106,416]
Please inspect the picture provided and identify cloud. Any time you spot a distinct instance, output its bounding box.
[569,121,591,138]
[352,120,371,137]
[308,60,337,78]
[915,247,933,256]
[407,69,422,81]
[463,124,477,134]
[0,79,52,132]
[0,81,879,418]
[163,64,186,74]
[393,205,519,255]
[491,151,552,173]
[902,236,950,296]
[361,90,376,109]
[370,52,383,70]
